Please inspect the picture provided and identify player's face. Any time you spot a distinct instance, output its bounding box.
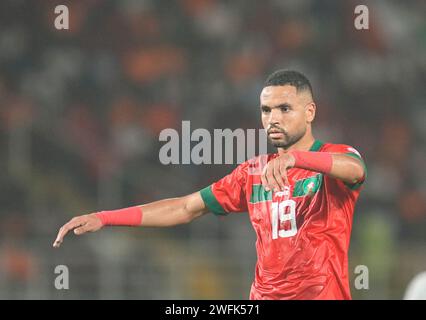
[260,85,315,149]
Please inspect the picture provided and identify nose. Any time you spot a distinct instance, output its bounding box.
[268,108,281,126]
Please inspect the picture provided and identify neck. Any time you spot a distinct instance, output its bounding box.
[277,134,315,155]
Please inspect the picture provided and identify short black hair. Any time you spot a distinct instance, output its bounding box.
[264,69,313,97]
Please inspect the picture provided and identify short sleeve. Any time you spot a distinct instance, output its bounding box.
[199,162,249,216]
[324,144,367,190]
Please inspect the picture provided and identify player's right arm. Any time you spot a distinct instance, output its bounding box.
[53,192,208,248]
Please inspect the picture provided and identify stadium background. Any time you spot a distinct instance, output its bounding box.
[0,0,425,299]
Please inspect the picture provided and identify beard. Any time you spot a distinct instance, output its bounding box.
[267,127,306,149]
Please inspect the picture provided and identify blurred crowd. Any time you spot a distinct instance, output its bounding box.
[0,0,425,299]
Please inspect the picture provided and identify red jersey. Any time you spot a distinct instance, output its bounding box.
[200,140,366,300]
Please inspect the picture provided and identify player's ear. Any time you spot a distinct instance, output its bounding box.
[305,102,316,123]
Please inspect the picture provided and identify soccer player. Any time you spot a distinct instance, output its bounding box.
[53,70,366,300]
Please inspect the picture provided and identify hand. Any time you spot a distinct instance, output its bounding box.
[261,152,295,192]
[53,213,103,248]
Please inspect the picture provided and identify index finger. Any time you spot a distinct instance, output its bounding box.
[279,163,290,186]
[273,159,286,191]
[53,218,83,248]
[261,163,271,191]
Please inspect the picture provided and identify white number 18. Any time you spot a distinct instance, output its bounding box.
[271,199,297,239]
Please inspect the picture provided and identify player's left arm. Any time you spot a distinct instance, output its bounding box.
[321,152,365,184]
[261,150,365,192]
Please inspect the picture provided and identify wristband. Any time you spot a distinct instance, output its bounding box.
[291,151,333,174]
[95,206,143,226]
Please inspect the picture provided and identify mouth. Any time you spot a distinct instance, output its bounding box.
[268,129,285,139]
[268,132,284,139]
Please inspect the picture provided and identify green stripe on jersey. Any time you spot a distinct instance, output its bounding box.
[250,184,272,203]
[199,185,228,215]
[249,174,322,203]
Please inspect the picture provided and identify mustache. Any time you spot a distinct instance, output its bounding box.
[267,125,286,134]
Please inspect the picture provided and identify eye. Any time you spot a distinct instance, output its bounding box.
[280,106,290,112]
[261,106,271,113]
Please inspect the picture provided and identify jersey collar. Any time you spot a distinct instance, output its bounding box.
[309,140,324,152]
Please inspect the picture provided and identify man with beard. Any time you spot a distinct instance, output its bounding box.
[53,70,366,300]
